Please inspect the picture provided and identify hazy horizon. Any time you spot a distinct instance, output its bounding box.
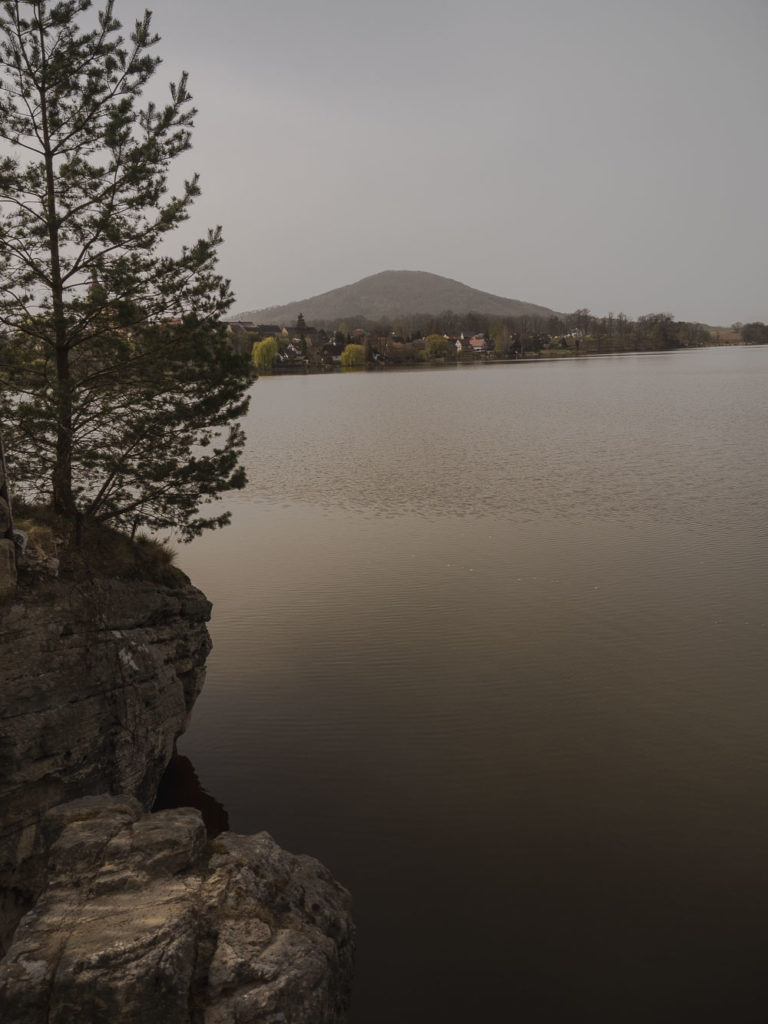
[56,2,768,325]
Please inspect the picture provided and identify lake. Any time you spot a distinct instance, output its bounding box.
[173,347,768,1022]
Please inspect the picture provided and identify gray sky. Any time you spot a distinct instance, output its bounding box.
[120,0,766,324]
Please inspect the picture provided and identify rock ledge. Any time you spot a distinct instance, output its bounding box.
[0,576,355,1022]
[0,575,212,946]
[0,796,354,1024]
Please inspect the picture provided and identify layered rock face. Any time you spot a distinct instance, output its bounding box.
[0,575,212,946]
[0,573,355,1021]
[0,797,354,1024]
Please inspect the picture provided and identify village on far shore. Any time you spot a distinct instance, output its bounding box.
[229,316,527,371]
[227,311,762,373]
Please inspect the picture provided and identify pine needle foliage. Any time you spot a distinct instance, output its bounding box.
[0,1,250,541]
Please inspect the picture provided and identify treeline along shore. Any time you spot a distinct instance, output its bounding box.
[229,311,768,374]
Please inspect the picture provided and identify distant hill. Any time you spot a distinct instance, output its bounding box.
[233,270,560,325]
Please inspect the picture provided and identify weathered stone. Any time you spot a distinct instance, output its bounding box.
[0,576,212,947]
[0,576,355,1021]
[0,800,354,1024]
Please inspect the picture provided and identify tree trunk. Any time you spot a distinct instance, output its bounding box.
[52,353,74,518]
[38,24,75,518]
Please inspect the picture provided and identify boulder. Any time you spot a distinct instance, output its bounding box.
[0,798,354,1024]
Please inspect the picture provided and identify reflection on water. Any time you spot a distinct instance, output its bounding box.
[153,753,229,836]
[176,348,768,1022]
[238,350,768,529]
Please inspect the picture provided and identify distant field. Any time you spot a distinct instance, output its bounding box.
[705,326,742,343]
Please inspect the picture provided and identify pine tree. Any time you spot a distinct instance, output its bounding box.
[0,1,250,541]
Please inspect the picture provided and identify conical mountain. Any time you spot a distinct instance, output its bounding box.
[234,270,558,324]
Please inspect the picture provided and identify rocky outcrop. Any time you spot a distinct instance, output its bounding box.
[0,572,355,1022]
[0,575,212,949]
[0,796,354,1024]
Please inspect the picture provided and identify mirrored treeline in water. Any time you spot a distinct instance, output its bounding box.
[153,753,229,836]
[171,348,768,1022]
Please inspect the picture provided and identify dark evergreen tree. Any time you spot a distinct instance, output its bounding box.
[0,0,250,540]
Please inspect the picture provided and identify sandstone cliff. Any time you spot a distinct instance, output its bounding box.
[0,797,353,1024]
[0,572,212,948]
[0,572,354,1022]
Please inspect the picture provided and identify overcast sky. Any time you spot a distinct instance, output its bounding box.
[116,0,766,324]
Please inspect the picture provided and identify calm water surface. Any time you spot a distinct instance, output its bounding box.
[175,348,768,1022]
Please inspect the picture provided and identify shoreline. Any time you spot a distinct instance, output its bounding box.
[257,340,757,377]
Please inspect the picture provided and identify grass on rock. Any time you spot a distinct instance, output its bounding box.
[13,504,185,587]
